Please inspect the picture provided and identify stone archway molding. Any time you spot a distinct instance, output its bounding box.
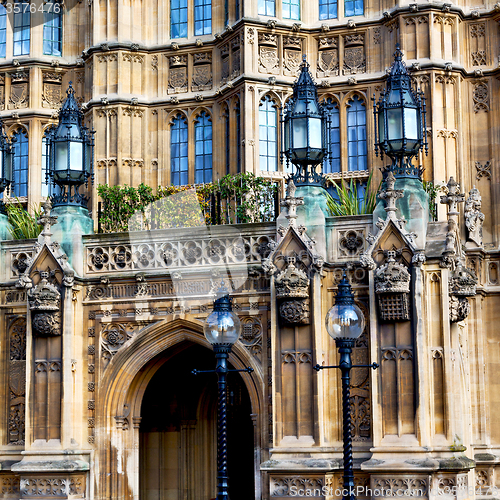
[94,318,264,500]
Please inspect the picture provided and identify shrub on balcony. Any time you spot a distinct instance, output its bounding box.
[97,173,277,233]
[326,173,377,216]
[5,199,43,239]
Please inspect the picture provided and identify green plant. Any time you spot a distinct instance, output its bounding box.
[326,172,378,216]
[5,199,43,240]
[423,180,439,221]
[96,174,278,233]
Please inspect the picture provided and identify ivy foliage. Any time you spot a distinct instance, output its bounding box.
[5,199,43,240]
[97,173,278,233]
[422,180,439,221]
[325,172,378,216]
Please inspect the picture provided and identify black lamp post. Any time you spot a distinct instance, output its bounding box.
[45,82,94,208]
[373,44,428,179]
[193,284,253,500]
[314,273,378,500]
[0,119,13,212]
[282,55,328,186]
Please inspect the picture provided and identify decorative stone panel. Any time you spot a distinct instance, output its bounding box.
[258,32,279,75]
[317,36,339,77]
[42,71,63,109]
[191,52,212,92]
[270,475,324,497]
[9,71,29,109]
[283,36,303,76]
[343,34,366,75]
[19,474,86,499]
[168,54,188,94]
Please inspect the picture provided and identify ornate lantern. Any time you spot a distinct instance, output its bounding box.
[373,44,428,179]
[282,56,328,186]
[0,119,13,206]
[325,273,365,340]
[45,82,94,207]
[204,285,241,347]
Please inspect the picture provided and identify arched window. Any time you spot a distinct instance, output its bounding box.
[319,0,337,19]
[235,100,241,173]
[283,0,300,20]
[13,2,30,56]
[223,108,230,175]
[258,0,275,16]
[194,0,211,36]
[12,129,28,197]
[347,95,367,171]
[42,136,49,197]
[0,4,6,58]
[324,98,340,173]
[43,1,62,56]
[194,111,212,184]
[171,0,188,38]
[345,0,363,16]
[259,96,278,172]
[170,115,188,186]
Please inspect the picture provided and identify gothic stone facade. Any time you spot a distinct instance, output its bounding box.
[0,0,500,500]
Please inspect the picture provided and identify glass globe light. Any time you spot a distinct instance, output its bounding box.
[204,288,241,347]
[325,273,365,340]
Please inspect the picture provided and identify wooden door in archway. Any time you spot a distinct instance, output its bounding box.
[139,343,255,500]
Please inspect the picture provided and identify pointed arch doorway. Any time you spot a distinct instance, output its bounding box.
[139,342,255,500]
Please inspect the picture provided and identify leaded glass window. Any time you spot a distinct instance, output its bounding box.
[43,1,62,56]
[324,99,340,173]
[345,0,363,17]
[347,95,367,171]
[170,115,188,186]
[194,112,212,184]
[258,0,275,16]
[194,0,211,36]
[0,5,6,58]
[13,2,30,56]
[12,129,28,197]
[171,0,188,38]
[283,0,300,20]
[259,96,278,172]
[319,0,337,19]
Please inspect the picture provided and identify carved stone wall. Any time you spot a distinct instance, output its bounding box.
[8,317,26,445]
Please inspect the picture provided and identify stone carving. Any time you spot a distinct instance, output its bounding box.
[470,22,485,38]
[339,229,365,257]
[449,295,471,323]
[279,300,310,324]
[372,478,427,496]
[473,82,489,113]
[101,323,143,363]
[87,233,274,274]
[20,476,85,497]
[440,177,465,268]
[374,251,411,321]
[9,317,26,445]
[475,160,491,180]
[168,55,188,94]
[343,35,366,75]
[275,261,309,299]
[271,476,323,496]
[9,71,28,110]
[240,316,263,360]
[280,179,304,228]
[465,186,484,246]
[259,46,279,74]
[449,263,477,297]
[472,50,486,66]
[28,271,61,336]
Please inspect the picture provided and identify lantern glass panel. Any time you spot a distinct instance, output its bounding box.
[378,109,385,142]
[292,118,307,150]
[294,98,307,114]
[404,107,418,140]
[387,108,403,141]
[309,117,322,149]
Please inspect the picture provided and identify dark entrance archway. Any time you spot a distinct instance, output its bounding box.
[139,342,255,500]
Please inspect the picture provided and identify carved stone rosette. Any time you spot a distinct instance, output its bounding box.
[275,261,310,324]
[374,253,411,321]
[27,271,62,336]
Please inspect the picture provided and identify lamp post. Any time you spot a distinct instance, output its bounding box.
[45,82,94,208]
[282,55,328,186]
[314,273,378,500]
[193,284,253,500]
[373,44,428,179]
